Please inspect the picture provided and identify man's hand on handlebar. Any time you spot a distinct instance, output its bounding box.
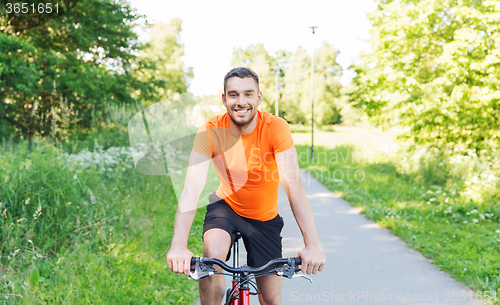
[296,244,326,275]
[166,246,193,277]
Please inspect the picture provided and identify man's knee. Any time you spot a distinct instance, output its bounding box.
[203,228,231,260]
[259,294,281,305]
[198,273,226,304]
[257,275,282,305]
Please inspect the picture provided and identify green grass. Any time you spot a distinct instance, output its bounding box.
[0,130,217,304]
[3,122,499,304]
[292,126,500,305]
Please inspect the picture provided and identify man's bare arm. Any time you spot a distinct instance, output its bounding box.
[276,147,326,274]
[167,151,210,276]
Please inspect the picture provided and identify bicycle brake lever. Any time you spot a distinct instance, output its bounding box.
[279,257,301,279]
[189,270,200,280]
[292,274,313,283]
[189,260,215,280]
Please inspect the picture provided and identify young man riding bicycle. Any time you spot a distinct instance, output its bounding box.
[166,67,326,305]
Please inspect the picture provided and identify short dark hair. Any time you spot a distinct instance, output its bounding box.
[223,67,259,94]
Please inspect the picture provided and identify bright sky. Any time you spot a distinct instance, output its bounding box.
[127,0,377,97]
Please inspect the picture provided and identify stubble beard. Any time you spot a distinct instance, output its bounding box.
[229,106,256,132]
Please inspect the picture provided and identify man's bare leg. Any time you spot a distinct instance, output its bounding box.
[199,228,232,305]
[256,274,282,305]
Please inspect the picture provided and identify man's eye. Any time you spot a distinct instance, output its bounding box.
[246,94,252,97]
[230,94,237,98]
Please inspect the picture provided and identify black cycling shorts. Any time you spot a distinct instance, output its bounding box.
[202,193,284,268]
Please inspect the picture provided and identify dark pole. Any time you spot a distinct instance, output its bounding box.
[275,67,279,116]
[310,26,318,161]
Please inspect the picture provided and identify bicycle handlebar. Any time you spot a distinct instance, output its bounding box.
[190,257,302,280]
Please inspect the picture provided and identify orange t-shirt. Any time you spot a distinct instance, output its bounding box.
[192,110,294,221]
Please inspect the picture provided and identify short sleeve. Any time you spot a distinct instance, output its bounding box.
[192,124,213,158]
[269,117,295,154]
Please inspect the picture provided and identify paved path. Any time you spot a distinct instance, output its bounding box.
[197,170,484,304]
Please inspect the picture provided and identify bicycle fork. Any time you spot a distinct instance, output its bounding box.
[229,278,250,305]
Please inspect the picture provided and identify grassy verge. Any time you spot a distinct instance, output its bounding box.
[293,126,500,305]
[3,122,498,304]
[0,135,215,304]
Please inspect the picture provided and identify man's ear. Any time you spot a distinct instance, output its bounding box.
[222,93,227,107]
[257,91,262,106]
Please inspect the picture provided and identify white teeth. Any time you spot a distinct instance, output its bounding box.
[236,109,249,113]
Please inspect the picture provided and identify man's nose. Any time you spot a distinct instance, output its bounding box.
[235,96,246,107]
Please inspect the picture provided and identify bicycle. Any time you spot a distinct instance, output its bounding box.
[190,232,312,305]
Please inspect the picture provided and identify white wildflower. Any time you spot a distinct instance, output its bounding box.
[33,205,42,219]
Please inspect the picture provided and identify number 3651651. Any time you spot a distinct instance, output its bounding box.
[5,3,59,14]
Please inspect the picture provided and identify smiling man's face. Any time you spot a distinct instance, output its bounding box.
[222,76,262,131]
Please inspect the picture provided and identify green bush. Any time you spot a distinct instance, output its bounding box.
[0,138,204,304]
[296,140,500,298]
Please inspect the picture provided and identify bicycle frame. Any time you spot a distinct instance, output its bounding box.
[227,232,247,305]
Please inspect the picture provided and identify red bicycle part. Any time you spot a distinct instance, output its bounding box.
[240,289,249,305]
[229,281,240,305]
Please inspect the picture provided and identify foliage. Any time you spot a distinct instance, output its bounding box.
[134,18,193,105]
[280,47,310,124]
[0,0,145,141]
[314,42,343,125]
[197,94,226,120]
[0,0,193,143]
[281,42,343,126]
[351,0,500,152]
[231,42,344,125]
[231,43,287,114]
[0,138,207,303]
[336,83,366,126]
[0,34,41,137]
[293,128,500,300]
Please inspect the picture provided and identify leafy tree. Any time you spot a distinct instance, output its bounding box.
[231,43,342,125]
[197,94,226,119]
[351,0,500,152]
[0,35,41,137]
[281,47,310,124]
[231,43,282,114]
[281,42,343,125]
[315,42,343,125]
[0,0,162,141]
[135,18,193,106]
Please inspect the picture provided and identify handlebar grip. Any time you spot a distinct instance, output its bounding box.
[293,257,302,272]
[190,257,199,272]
